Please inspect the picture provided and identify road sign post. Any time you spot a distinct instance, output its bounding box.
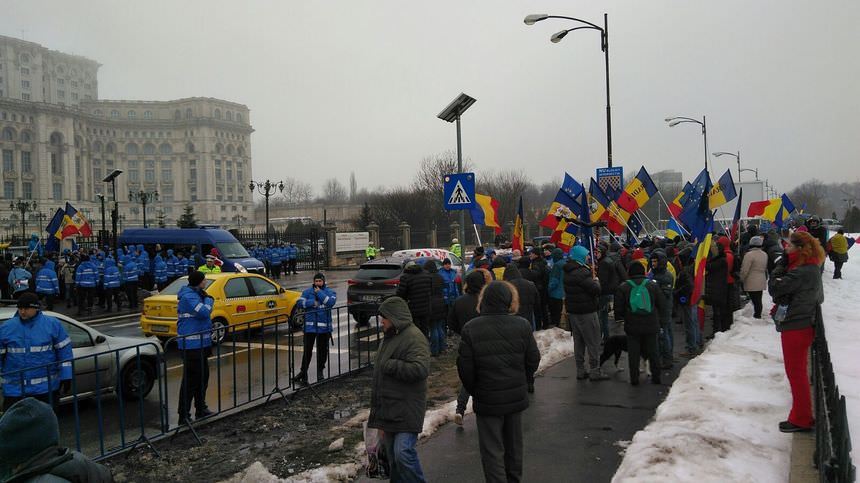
[596,166,623,198]
[443,172,476,211]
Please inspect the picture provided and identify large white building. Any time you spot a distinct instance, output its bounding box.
[0,35,254,235]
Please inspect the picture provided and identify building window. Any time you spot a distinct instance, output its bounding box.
[236,113,242,123]
[145,160,155,182]
[129,160,139,182]
[226,168,233,182]
[237,169,243,182]
[71,92,78,101]
[21,80,30,89]
[111,110,119,119]
[3,181,13,198]
[215,167,221,179]
[2,150,12,172]
[75,156,81,176]
[70,80,77,87]
[214,108,221,119]
[159,143,172,155]
[189,167,196,182]
[21,93,30,101]
[144,111,153,119]
[20,67,29,75]
[226,111,233,121]
[21,151,31,173]
[57,90,65,98]
[174,110,181,120]
[143,143,155,155]
[125,143,139,155]
[50,152,62,175]
[76,184,82,200]
[93,167,102,181]
[21,131,31,143]
[1,127,13,141]
[57,79,65,85]
[128,110,136,119]
[53,183,63,199]
[185,108,192,119]
[22,182,32,199]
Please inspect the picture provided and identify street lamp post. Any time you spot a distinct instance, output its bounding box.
[713,151,741,181]
[437,93,477,261]
[249,179,284,245]
[96,194,107,244]
[525,13,613,167]
[665,116,709,172]
[9,200,37,241]
[102,169,123,251]
[739,168,759,180]
[129,189,159,228]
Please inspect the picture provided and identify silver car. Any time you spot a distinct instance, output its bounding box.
[0,308,162,403]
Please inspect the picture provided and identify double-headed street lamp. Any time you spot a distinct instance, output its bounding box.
[713,151,742,181]
[525,13,613,167]
[9,200,37,241]
[665,116,709,172]
[102,169,123,251]
[739,168,759,181]
[129,189,159,228]
[249,179,284,245]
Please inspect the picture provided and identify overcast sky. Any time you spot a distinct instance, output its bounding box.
[3,0,859,199]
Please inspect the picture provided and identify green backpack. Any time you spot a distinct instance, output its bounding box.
[627,279,653,315]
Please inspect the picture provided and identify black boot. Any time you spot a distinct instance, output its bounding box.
[292,372,308,386]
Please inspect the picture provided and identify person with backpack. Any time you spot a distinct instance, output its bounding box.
[614,262,665,385]
[563,246,607,381]
[648,249,675,369]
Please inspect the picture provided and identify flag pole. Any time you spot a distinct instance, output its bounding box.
[634,209,661,234]
[472,224,483,248]
[656,191,691,236]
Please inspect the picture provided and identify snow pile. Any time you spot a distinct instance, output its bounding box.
[613,307,793,482]
[224,326,576,482]
[819,256,858,459]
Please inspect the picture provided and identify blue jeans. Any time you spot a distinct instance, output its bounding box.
[430,319,447,355]
[383,432,426,483]
[598,294,613,340]
[658,304,674,363]
[684,305,702,352]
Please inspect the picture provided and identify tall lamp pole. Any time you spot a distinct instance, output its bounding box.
[249,179,284,245]
[665,116,709,172]
[9,200,37,241]
[713,151,741,181]
[739,168,758,180]
[438,93,477,262]
[129,189,159,228]
[96,194,107,244]
[102,169,123,251]
[525,13,613,167]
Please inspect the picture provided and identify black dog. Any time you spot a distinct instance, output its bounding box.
[600,335,628,368]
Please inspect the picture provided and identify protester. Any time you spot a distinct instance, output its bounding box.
[674,250,699,358]
[422,260,448,357]
[367,296,430,483]
[0,293,73,410]
[561,246,606,381]
[768,231,824,432]
[827,229,849,279]
[704,241,730,336]
[503,263,539,331]
[35,260,60,311]
[739,236,768,318]
[396,260,433,337]
[546,248,565,328]
[292,273,337,385]
[0,398,114,482]
[596,244,627,341]
[8,257,32,299]
[439,258,461,315]
[448,269,490,425]
[614,263,664,385]
[527,248,550,330]
[491,257,507,281]
[648,249,675,369]
[457,281,541,483]
[176,271,214,422]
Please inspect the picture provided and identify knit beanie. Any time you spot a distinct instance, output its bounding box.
[188,271,205,286]
[628,262,646,277]
[0,398,59,478]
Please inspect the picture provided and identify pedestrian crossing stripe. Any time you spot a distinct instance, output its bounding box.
[447,180,472,205]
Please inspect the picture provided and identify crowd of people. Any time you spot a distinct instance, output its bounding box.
[248,242,300,278]
[366,214,848,482]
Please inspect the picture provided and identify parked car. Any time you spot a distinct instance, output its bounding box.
[0,307,162,404]
[140,272,302,344]
[346,256,445,325]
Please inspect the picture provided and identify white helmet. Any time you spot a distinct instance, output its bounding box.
[452,238,459,244]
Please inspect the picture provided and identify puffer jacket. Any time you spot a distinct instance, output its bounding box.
[297,284,337,333]
[74,261,97,288]
[614,275,665,335]
[439,267,460,305]
[367,297,430,434]
[8,267,33,294]
[828,233,849,263]
[503,264,539,322]
[704,245,728,306]
[395,263,433,319]
[457,282,540,416]
[739,247,768,291]
[447,270,486,335]
[423,262,448,321]
[176,285,213,350]
[768,255,824,332]
[547,248,566,300]
[35,261,60,295]
[648,249,674,318]
[122,258,139,283]
[0,311,73,397]
[597,251,627,296]
[562,260,600,314]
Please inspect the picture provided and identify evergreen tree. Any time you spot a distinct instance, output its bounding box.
[177,205,198,228]
[156,210,167,228]
[356,202,373,230]
[843,206,860,232]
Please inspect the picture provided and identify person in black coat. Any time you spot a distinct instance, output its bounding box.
[396,260,433,337]
[457,281,541,483]
[422,259,447,356]
[502,264,539,330]
[705,242,730,336]
[527,249,550,330]
[563,246,606,381]
[596,244,628,341]
[449,269,490,423]
[614,262,665,385]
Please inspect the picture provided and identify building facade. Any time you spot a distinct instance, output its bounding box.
[0,35,253,237]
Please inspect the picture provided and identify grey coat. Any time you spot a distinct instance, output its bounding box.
[739,247,768,292]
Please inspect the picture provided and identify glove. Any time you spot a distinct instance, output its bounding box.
[199,289,210,300]
[60,379,71,394]
[679,296,687,304]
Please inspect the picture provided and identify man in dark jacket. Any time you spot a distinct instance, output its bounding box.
[368,296,430,482]
[614,263,665,385]
[596,244,627,341]
[422,260,447,356]
[705,242,730,336]
[396,260,433,337]
[448,269,489,424]
[527,248,550,330]
[502,264,539,330]
[562,246,606,381]
[648,249,675,368]
[458,281,541,483]
[0,398,114,482]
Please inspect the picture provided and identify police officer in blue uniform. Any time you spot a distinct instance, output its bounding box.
[0,292,74,411]
[292,273,337,385]
[176,271,214,421]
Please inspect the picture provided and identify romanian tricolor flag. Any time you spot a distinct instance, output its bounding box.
[512,196,524,253]
[606,167,658,235]
[747,194,795,225]
[668,182,691,219]
[708,169,737,210]
[62,202,93,237]
[540,174,584,231]
[690,233,713,306]
[666,218,684,240]
[774,194,796,229]
[469,193,502,234]
[44,208,66,253]
[588,178,609,223]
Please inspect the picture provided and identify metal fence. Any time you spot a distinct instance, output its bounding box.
[0,303,382,462]
[233,228,328,271]
[813,319,856,482]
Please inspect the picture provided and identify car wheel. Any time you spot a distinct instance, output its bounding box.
[289,307,304,333]
[211,318,229,345]
[119,358,156,401]
[355,313,371,327]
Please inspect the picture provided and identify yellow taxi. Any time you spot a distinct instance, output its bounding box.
[140,273,301,344]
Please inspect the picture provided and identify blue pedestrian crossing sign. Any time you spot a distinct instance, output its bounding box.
[443,172,475,211]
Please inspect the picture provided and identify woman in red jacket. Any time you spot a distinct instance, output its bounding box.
[768,231,825,432]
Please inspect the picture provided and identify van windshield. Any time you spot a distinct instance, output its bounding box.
[215,242,250,259]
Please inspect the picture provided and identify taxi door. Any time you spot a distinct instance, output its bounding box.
[247,276,288,329]
[220,277,256,332]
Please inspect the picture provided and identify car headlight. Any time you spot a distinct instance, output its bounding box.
[234,262,247,273]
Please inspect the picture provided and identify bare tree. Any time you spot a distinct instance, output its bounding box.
[789,179,832,218]
[321,178,348,203]
[273,177,314,205]
[478,170,532,235]
[349,172,357,202]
